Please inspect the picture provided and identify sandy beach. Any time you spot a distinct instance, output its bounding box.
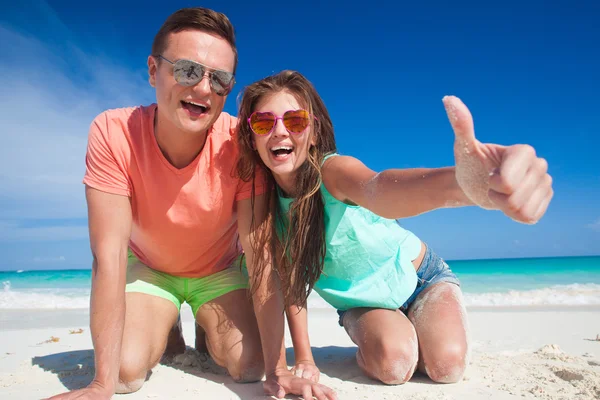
[1,305,600,400]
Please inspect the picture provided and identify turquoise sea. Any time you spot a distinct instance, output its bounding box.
[1,256,599,309]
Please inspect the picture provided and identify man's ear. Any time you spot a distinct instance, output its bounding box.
[148,56,157,87]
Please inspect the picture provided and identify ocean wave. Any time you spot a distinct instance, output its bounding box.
[1,283,600,310]
[0,287,90,309]
[306,283,600,310]
[463,283,600,307]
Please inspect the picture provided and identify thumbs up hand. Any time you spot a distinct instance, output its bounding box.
[443,96,553,224]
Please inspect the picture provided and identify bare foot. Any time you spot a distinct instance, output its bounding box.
[164,315,186,357]
[195,321,208,354]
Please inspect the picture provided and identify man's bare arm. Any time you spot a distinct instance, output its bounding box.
[85,186,132,394]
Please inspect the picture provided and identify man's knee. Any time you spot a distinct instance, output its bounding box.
[227,348,265,383]
[359,337,418,385]
[424,342,468,384]
[115,377,145,394]
[117,356,149,393]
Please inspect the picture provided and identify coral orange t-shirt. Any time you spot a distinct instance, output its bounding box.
[83,104,264,278]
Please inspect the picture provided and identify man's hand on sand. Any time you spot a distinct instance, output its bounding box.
[443,95,553,224]
[45,382,112,400]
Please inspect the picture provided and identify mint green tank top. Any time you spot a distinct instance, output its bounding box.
[277,154,421,311]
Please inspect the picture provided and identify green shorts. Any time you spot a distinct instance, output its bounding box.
[125,251,249,317]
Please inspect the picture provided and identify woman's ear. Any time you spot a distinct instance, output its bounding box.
[310,123,318,147]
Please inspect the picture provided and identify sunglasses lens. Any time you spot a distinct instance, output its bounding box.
[284,110,311,133]
[250,112,276,135]
[171,59,234,95]
[173,60,205,86]
[210,70,234,96]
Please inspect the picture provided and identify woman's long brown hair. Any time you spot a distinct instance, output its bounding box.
[236,70,337,307]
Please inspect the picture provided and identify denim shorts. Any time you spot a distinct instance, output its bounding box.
[337,245,460,326]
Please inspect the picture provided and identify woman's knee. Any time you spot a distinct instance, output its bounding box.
[359,336,419,385]
[424,341,468,383]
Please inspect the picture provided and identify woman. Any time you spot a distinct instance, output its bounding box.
[236,70,552,398]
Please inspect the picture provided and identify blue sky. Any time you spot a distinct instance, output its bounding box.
[0,0,598,271]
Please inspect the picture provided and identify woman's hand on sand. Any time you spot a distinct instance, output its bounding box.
[443,95,553,224]
[264,369,336,400]
[291,359,321,382]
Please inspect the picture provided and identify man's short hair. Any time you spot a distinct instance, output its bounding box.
[152,7,238,74]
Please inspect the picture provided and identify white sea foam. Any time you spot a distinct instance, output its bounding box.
[305,283,600,310]
[463,283,600,307]
[0,287,90,309]
[1,283,599,310]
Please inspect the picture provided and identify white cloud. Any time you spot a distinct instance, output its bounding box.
[0,9,154,221]
[588,218,600,232]
[0,221,88,242]
[33,255,66,263]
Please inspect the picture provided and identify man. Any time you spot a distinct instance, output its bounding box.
[50,7,336,399]
[50,7,268,398]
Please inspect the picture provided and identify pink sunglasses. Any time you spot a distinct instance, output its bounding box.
[248,109,317,136]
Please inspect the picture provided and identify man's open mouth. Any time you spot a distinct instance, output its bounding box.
[181,100,209,115]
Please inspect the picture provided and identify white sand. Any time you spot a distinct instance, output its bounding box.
[1,306,600,399]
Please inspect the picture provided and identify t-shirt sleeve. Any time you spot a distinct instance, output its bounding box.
[235,165,267,201]
[82,112,131,197]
